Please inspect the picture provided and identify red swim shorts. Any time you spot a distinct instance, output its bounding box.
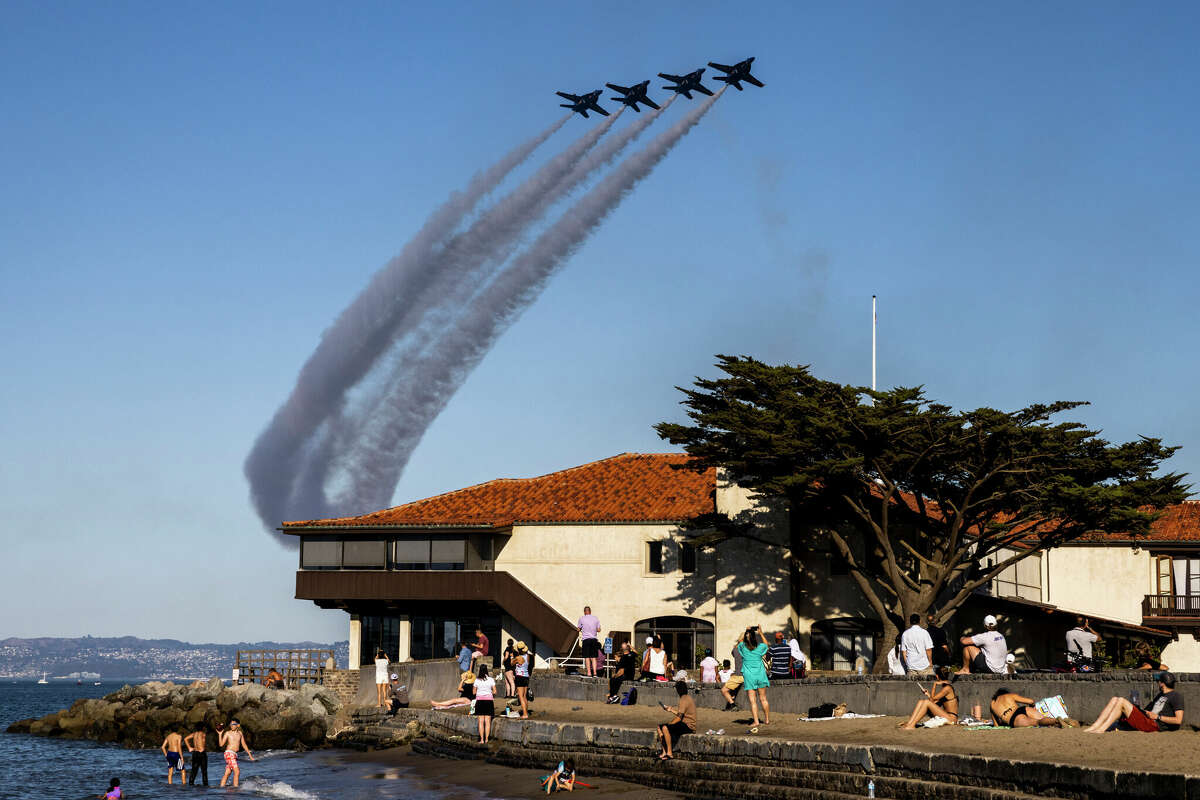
[224,750,239,768]
[1126,706,1159,733]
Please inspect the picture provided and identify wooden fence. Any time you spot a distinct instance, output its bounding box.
[234,649,335,688]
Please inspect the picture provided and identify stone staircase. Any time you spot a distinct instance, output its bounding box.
[327,706,423,750]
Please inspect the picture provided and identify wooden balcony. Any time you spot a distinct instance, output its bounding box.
[1142,594,1200,625]
[296,569,579,653]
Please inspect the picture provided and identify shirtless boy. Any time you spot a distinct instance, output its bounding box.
[183,724,208,786]
[160,729,187,784]
[217,719,256,787]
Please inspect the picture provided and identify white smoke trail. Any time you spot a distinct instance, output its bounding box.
[303,99,679,513]
[332,91,723,510]
[272,114,628,526]
[245,117,566,534]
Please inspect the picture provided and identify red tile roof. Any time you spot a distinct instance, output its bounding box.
[1076,501,1200,543]
[282,453,716,529]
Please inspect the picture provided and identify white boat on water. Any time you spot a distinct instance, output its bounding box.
[37,672,48,684]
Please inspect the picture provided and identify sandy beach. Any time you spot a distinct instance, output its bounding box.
[409,696,1200,776]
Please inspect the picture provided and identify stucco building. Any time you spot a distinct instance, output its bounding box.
[283,453,1200,672]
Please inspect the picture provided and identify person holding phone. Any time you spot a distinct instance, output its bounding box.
[655,680,696,760]
[736,625,771,732]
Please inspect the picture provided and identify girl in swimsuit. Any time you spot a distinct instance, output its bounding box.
[901,666,958,729]
[99,777,122,798]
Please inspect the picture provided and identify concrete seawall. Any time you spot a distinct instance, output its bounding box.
[407,706,1200,800]
[533,671,1197,722]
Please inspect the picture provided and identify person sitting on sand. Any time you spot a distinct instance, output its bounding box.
[656,680,697,760]
[990,688,1062,728]
[1085,671,1184,733]
[1133,641,1168,671]
[957,615,1008,675]
[901,666,958,729]
[543,758,576,793]
[430,671,477,709]
[98,777,122,799]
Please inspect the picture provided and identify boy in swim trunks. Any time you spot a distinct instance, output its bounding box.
[989,689,1062,728]
[217,719,256,787]
[160,729,187,784]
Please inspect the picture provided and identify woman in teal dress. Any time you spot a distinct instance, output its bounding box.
[735,625,771,731]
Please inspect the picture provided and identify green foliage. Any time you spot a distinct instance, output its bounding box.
[657,355,1189,660]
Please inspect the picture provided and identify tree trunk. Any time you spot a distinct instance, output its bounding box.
[873,617,900,674]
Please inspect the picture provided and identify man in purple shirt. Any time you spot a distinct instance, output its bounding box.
[578,606,601,677]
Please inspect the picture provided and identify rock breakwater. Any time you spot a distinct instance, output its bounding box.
[5,678,343,749]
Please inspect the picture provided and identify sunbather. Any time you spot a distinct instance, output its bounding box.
[430,671,476,709]
[1085,671,1184,733]
[990,688,1062,728]
[901,666,958,729]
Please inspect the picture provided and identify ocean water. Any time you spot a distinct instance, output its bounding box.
[0,682,490,800]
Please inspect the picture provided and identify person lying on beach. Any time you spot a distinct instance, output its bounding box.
[901,666,958,729]
[430,671,476,709]
[990,689,1062,728]
[656,680,697,760]
[1085,671,1184,733]
[543,758,576,793]
[98,777,122,798]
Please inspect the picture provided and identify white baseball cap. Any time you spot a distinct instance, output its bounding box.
[1005,654,1015,664]
[983,614,998,627]
[645,636,654,644]
[390,673,398,680]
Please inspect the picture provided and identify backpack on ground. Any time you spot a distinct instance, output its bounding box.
[621,686,638,705]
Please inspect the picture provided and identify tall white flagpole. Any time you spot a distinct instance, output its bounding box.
[872,295,877,392]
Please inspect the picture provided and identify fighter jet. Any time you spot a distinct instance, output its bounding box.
[658,68,714,100]
[556,89,609,118]
[707,57,764,91]
[606,80,661,113]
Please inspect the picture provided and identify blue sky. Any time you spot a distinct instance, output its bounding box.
[2,2,1197,643]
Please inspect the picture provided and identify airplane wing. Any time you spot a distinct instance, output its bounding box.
[708,62,734,72]
[744,75,765,88]
[591,104,610,116]
[556,91,579,101]
[606,83,629,93]
[696,85,714,96]
[643,98,661,110]
[658,72,683,82]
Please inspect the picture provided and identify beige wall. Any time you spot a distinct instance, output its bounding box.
[1160,636,1200,673]
[1044,546,1150,624]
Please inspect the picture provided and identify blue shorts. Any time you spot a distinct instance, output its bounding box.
[166,751,184,770]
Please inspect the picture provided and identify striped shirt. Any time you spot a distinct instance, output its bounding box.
[768,643,792,676]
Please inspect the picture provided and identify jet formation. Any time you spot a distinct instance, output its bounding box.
[558,56,762,118]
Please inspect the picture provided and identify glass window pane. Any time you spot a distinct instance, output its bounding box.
[393,539,431,564]
[431,539,465,563]
[343,539,387,567]
[301,539,341,567]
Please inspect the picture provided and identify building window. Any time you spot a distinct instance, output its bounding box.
[647,541,664,574]
[392,538,466,570]
[361,615,400,663]
[680,543,697,574]
[810,618,880,671]
[342,539,387,569]
[634,616,714,670]
[992,553,1041,601]
[300,538,342,569]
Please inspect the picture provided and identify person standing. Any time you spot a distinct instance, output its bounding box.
[767,632,793,681]
[183,724,208,786]
[513,641,532,718]
[578,606,602,677]
[926,612,951,667]
[160,729,187,785]
[1066,617,1101,666]
[217,720,255,788]
[473,665,496,744]
[374,649,390,708]
[900,614,935,675]
[502,638,517,697]
[736,626,771,732]
[957,615,1008,675]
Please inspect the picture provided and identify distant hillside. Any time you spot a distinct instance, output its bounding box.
[0,635,350,680]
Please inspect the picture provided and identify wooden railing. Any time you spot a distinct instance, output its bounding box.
[234,649,335,688]
[1142,594,1200,618]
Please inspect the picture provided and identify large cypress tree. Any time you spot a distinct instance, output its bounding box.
[656,355,1188,672]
